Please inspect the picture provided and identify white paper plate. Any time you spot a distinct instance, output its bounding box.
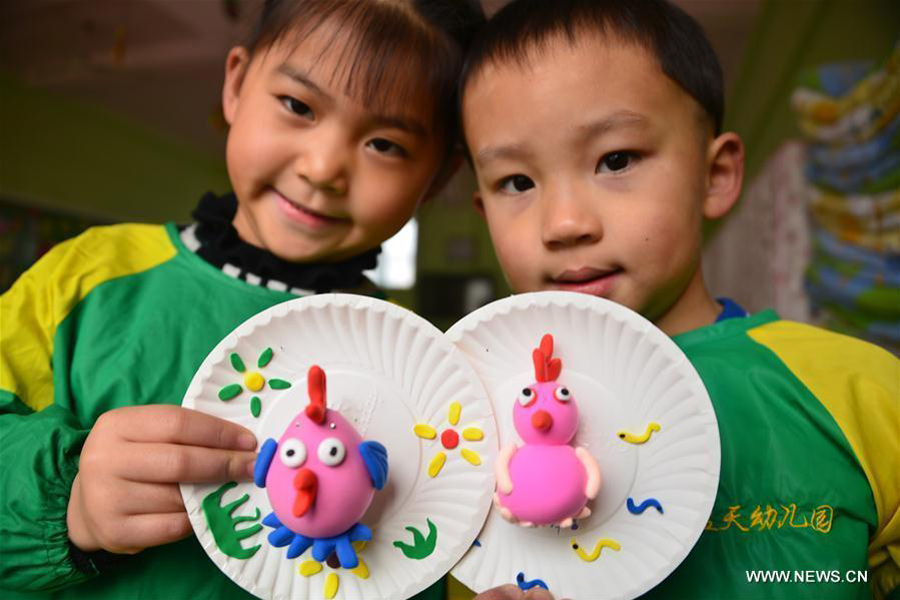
[447,292,720,600]
[181,294,497,600]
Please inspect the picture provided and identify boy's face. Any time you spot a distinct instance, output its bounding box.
[222,22,444,263]
[464,35,724,333]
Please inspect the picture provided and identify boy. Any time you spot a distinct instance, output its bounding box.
[460,0,899,598]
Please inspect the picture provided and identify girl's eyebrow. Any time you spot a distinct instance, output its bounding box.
[276,63,328,99]
[275,63,428,139]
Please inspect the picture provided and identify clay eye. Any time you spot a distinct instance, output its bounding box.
[517,387,536,407]
[279,438,307,468]
[317,437,346,467]
[554,387,572,402]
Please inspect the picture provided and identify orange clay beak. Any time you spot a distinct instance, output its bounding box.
[293,468,318,518]
[532,409,553,431]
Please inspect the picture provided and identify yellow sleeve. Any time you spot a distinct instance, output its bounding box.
[447,575,476,600]
[749,321,900,599]
[0,224,175,411]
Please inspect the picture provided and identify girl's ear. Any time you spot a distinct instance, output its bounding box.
[703,131,745,220]
[473,190,486,219]
[222,47,251,125]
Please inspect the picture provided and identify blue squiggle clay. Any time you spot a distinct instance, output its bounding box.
[516,572,549,591]
[627,497,664,515]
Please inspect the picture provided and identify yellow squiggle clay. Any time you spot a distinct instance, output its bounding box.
[571,537,621,562]
[617,422,661,444]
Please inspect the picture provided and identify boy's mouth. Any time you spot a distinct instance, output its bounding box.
[549,267,623,297]
[274,189,349,229]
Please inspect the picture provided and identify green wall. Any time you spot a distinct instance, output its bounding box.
[0,72,229,223]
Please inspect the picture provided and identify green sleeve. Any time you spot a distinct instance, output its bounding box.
[0,391,93,591]
[0,240,97,592]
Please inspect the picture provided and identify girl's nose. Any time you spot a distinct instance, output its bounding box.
[540,185,602,249]
[295,126,350,196]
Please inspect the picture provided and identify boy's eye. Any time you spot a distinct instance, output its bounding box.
[280,96,314,119]
[367,137,407,157]
[597,151,638,173]
[498,174,535,194]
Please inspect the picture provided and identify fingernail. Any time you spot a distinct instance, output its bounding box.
[247,460,258,478]
[239,433,257,450]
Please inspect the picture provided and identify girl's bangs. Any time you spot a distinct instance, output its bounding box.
[262,1,459,126]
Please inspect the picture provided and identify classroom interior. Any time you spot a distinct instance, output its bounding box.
[1,0,898,349]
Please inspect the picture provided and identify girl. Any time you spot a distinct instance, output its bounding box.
[0,2,484,600]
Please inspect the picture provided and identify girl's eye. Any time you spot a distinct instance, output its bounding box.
[597,151,638,173]
[517,387,536,407]
[317,438,347,467]
[367,138,406,157]
[279,438,307,468]
[499,174,535,194]
[280,96,314,119]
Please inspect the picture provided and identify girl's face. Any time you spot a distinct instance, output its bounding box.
[222,22,444,263]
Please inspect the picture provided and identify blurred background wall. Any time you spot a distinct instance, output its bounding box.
[1,0,898,344]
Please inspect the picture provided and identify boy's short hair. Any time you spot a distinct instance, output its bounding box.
[461,0,724,135]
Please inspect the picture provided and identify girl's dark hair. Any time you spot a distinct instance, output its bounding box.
[245,0,485,160]
[461,0,724,135]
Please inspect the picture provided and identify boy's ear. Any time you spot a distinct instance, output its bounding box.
[222,47,250,126]
[703,132,745,220]
[473,190,486,219]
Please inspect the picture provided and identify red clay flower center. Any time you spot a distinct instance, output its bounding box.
[441,429,459,449]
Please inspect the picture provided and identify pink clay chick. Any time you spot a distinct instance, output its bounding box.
[494,334,601,527]
[254,365,388,568]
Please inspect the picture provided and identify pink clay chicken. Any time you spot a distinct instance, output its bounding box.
[494,334,601,528]
[254,365,388,569]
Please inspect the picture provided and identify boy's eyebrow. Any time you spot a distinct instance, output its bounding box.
[276,63,428,138]
[474,142,532,168]
[475,111,650,168]
[575,111,650,141]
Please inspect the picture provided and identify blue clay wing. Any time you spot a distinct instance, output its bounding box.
[359,441,389,490]
[254,438,277,488]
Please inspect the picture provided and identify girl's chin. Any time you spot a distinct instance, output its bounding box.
[267,238,365,264]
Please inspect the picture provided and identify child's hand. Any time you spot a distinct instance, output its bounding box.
[474,585,558,600]
[66,405,258,554]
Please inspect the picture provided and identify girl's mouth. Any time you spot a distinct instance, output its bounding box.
[274,189,349,229]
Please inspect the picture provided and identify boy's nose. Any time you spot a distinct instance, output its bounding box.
[541,188,602,249]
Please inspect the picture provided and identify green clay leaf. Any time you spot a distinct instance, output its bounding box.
[218,384,242,401]
[268,379,291,390]
[230,353,246,373]
[251,396,262,418]
[257,347,274,368]
[201,481,262,560]
[392,518,438,560]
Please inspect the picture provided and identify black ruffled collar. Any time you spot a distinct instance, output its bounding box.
[188,192,379,293]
